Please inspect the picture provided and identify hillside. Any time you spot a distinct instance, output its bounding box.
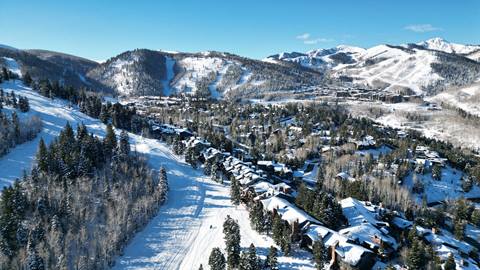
[268,38,480,96]
[86,50,323,99]
[1,38,479,99]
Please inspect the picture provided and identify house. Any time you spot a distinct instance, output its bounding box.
[336,172,356,182]
[301,224,376,270]
[355,135,376,150]
[340,198,399,256]
[261,195,321,229]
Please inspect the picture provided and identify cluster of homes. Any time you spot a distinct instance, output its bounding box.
[151,116,480,269]
[182,136,414,269]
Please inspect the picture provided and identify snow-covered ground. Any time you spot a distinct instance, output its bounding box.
[347,100,480,151]
[1,57,22,77]
[161,56,176,96]
[0,78,315,269]
[403,165,480,204]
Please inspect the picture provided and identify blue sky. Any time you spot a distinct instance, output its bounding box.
[1,0,479,61]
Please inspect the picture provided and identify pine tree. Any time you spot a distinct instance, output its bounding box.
[26,243,45,270]
[118,130,130,156]
[103,124,117,157]
[312,239,328,270]
[23,72,33,86]
[223,215,241,268]
[230,176,241,206]
[99,105,110,124]
[280,225,291,255]
[198,264,204,270]
[36,138,49,172]
[272,214,284,245]
[249,201,264,232]
[239,243,259,270]
[208,247,226,270]
[453,220,465,240]
[443,253,456,270]
[264,246,278,270]
[406,238,426,270]
[2,67,9,81]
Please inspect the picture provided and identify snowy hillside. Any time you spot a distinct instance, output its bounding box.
[265,45,365,71]
[418,37,480,56]
[337,44,443,95]
[0,76,316,269]
[268,38,480,96]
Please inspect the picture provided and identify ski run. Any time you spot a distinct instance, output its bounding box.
[0,78,315,269]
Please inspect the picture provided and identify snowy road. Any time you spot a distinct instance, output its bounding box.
[0,79,314,270]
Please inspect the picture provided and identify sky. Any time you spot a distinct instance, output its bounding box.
[1,0,479,61]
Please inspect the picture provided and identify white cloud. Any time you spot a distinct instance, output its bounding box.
[404,24,442,33]
[303,38,333,45]
[296,33,311,40]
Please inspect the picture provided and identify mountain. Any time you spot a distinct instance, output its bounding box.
[0,46,104,90]
[417,37,480,57]
[0,46,322,98]
[87,49,323,98]
[1,38,479,98]
[269,38,480,96]
[265,45,366,71]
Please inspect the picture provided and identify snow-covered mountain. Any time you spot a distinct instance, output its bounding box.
[87,50,322,98]
[269,38,480,96]
[417,37,480,57]
[1,38,479,98]
[265,45,366,71]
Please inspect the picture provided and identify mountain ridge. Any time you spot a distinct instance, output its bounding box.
[1,37,479,98]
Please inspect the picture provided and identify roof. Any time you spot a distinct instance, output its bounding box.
[340,197,387,228]
[305,224,372,267]
[339,223,399,250]
[261,195,321,225]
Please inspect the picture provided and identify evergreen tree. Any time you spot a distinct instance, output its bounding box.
[118,130,130,156]
[223,215,241,268]
[272,214,284,245]
[230,176,241,206]
[23,72,33,86]
[312,239,328,270]
[406,238,426,270]
[453,220,465,240]
[198,264,204,270]
[36,138,49,172]
[26,243,44,270]
[280,225,291,255]
[443,253,456,270]
[239,243,259,270]
[264,246,278,270]
[249,201,264,232]
[103,124,117,157]
[209,247,226,270]
[2,67,9,81]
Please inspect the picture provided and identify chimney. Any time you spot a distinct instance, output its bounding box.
[330,240,339,265]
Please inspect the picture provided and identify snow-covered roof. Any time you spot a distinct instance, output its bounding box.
[416,226,474,255]
[261,195,320,225]
[340,197,388,228]
[305,224,372,267]
[339,223,398,250]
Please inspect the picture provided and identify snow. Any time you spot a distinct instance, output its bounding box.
[161,56,176,96]
[0,79,316,269]
[304,224,371,267]
[403,165,480,204]
[342,45,442,95]
[356,145,392,159]
[2,57,22,77]
[418,37,480,55]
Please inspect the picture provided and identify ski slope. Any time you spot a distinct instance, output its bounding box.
[0,79,315,269]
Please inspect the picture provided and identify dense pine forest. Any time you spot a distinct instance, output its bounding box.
[0,123,168,269]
